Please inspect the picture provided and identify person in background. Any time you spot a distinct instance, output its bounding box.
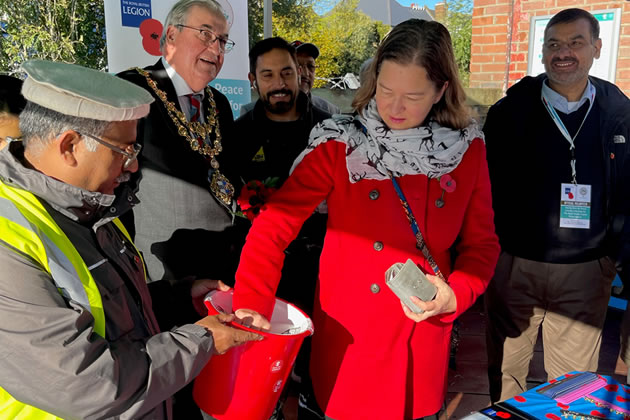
[0,59,259,420]
[291,40,340,115]
[483,8,630,402]
[117,0,240,286]
[117,2,245,417]
[225,36,331,419]
[229,36,330,312]
[240,40,340,116]
[0,75,26,150]
[231,19,499,420]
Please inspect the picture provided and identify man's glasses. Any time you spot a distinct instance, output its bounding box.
[176,24,235,53]
[78,132,141,169]
[543,38,590,52]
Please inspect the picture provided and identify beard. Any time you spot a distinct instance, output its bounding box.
[260,89,296,114]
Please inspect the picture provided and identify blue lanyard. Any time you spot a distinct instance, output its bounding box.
[540,84,595,184]
[390,175,445,281]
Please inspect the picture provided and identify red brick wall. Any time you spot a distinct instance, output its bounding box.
[470,0,630,96]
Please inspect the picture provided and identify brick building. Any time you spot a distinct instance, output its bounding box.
[469,0,630,96]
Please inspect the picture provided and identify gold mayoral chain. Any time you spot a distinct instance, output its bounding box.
[135,67,234,206]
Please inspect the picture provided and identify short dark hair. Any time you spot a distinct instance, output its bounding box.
[248,37,297,74]
[545,8,600,41]
[0,75,26,115]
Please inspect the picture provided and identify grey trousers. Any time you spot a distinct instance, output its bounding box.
[485,252,615,402]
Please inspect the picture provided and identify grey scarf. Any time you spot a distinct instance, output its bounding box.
[292,98,483,182]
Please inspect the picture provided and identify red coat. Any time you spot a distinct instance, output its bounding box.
[234,138,499,419]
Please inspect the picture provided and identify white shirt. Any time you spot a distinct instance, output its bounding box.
[542,78,595,114]
[162,57,205,121]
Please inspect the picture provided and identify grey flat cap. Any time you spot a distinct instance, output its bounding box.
[21,60,154,122]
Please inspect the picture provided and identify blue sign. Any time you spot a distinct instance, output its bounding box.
[209,78,252,119]
[120,0,152,28]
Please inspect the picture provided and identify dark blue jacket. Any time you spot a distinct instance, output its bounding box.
[484,74,630,280]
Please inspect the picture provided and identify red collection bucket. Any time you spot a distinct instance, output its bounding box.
[193,290,314,420]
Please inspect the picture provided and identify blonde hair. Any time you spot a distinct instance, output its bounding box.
[352,19,470,129]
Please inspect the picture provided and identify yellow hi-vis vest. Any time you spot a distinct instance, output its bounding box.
[0,179,141,419]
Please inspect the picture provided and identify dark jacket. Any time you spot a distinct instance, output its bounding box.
[230,91,331,186]
[484,75,630,275]
[226,91,331,314]
[117,60,241,285]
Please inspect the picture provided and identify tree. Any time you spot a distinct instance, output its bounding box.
[273,0,388,87]
[443,0,472,87]
[247,0,264,48]
[0,0,106,75]
[248,0,317,49]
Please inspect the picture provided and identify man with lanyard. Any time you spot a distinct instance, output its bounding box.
[0,59,259,420]
[225,36,331,420]
[483,8,630,402]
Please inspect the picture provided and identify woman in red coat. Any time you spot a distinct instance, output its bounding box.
[233,19,500,420]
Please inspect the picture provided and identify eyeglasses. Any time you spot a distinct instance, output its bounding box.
[78,132,141,169]
[543,38,591,52]
[176,24,235,53]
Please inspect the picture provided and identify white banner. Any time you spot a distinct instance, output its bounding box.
[104,0,250,117]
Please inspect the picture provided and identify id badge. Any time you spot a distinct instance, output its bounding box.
[560,183,591,229]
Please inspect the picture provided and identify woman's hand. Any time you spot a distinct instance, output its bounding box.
[401,274,457,322]
[190,279,231,316]
[234,308,271,331]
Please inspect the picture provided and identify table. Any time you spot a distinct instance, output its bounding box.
[462,372,630,419]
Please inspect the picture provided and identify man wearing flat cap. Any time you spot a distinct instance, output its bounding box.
[0,59,259,420]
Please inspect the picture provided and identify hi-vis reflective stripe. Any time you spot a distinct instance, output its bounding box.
[0,181,105,337]
[0,393,62,420]
[0,180,148,420]
[0,198,94,318]
[0,180,109,420]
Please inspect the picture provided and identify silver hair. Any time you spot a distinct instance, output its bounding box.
[160,0,227,52]
[19,102,110,155]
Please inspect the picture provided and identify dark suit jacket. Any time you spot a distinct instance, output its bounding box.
[118,60,243,285]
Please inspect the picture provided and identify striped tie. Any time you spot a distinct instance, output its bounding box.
[187,93,202,122]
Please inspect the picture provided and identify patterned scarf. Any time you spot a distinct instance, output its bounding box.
[292,98,483,183]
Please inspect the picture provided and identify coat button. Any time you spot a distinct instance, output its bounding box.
[370,283,380,294]
[373,241,383,251]
[369,189,379,200]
